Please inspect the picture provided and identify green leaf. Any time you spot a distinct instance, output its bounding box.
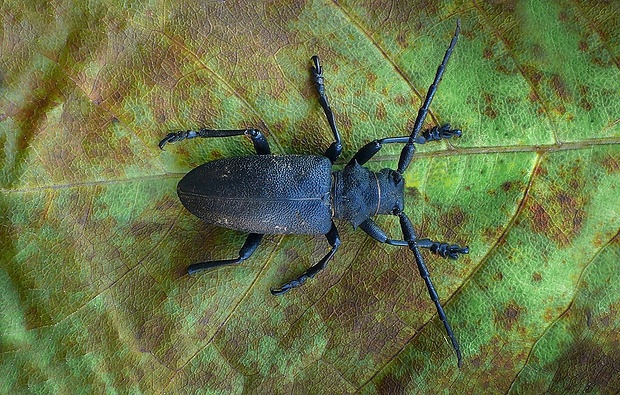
[1,0,619,393]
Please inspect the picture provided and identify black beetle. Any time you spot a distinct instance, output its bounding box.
[160,21,468,366]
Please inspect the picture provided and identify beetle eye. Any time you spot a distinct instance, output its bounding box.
[391,171,402,184]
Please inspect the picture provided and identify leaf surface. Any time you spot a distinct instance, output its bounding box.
[1,0,619,393]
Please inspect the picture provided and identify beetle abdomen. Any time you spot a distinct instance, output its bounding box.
[177,155,333,235]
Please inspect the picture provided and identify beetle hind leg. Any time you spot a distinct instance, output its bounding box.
[271,222,340,295]
[187,233,263,275]
[159,128,270,155]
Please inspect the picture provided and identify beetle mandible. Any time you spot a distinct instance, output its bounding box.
[160,21,468,366]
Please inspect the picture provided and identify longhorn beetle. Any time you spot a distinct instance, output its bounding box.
[160,21,468,366]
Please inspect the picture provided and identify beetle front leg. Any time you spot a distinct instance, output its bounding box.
[271,222,340,295]
[159,128,270,155]
[187,233,263,274]
[415,124,462,144]
[348,125,462,167]
[311,56,342,163]
[416,238,469,260]
[360,219,468,259]
[359,218,408,246]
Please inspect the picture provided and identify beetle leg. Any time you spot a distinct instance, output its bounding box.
[348,136,409,166]
[416,238,469,260]
[187,233,263,274]
[245,128,271,154]
[271,222,340,295]
[348,124,462,166]
[360,219,468,259]
[397,211,463,367]
[415,124,462,144]
[159,128,270,155]
[359,218,408,246]
[311,56,342,163]
[349,21,461,169]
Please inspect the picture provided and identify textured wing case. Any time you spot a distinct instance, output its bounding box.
[177,155,333,235]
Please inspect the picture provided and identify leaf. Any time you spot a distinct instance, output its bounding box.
[1,0,619,393]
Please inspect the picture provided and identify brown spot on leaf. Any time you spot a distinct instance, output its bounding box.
[522,64,543,85]
[528,89,540,103]
[483,46,493,59]
[529,157,588,247]
[579,97,593,111]
[335,84,346,98]
[378,374,407,395]
[441,206,467,241]
[130,221,163,238]
[529,192,584,247]
[498,301,521,331]
[600,154,619,174]
[394,95,406,107]
[529,202,551,234]
[568,176,580,191]
[555,191,584,241]
[482,92,497,119]
[550,74,570,102]
[154,194,177,211]
[482,226,503,243]
[550,340,620,393]
[366,72,377,86]
[586,309,593,327]
[502,181,514,192]
[396,31,408,48]
[535,165,548,177]
[532,272,542,282]
[376,102,387,121]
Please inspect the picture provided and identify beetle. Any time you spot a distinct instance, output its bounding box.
[160,21,468,366]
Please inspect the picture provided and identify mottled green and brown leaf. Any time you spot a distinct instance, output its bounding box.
[1,0,619,393]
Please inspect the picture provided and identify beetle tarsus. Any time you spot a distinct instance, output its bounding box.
[270,272,312,296]
[311,55,324,95]
[187,233,263,274]
[312,55,342,163]
[188,259,240,274]
[415,124,462,144]
[270,280,301,296]
[271,223,340,295]
[158,130,200,149]
[416,238,469,259]
[158,132,179,149]
[311,55,322,74]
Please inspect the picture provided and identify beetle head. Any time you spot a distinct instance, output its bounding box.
[376,168,405,215]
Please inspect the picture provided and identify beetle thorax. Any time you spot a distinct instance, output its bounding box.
[332,162,405,227]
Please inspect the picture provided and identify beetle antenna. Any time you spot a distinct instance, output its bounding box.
[397,210,463,367]
[397,20,460,174]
